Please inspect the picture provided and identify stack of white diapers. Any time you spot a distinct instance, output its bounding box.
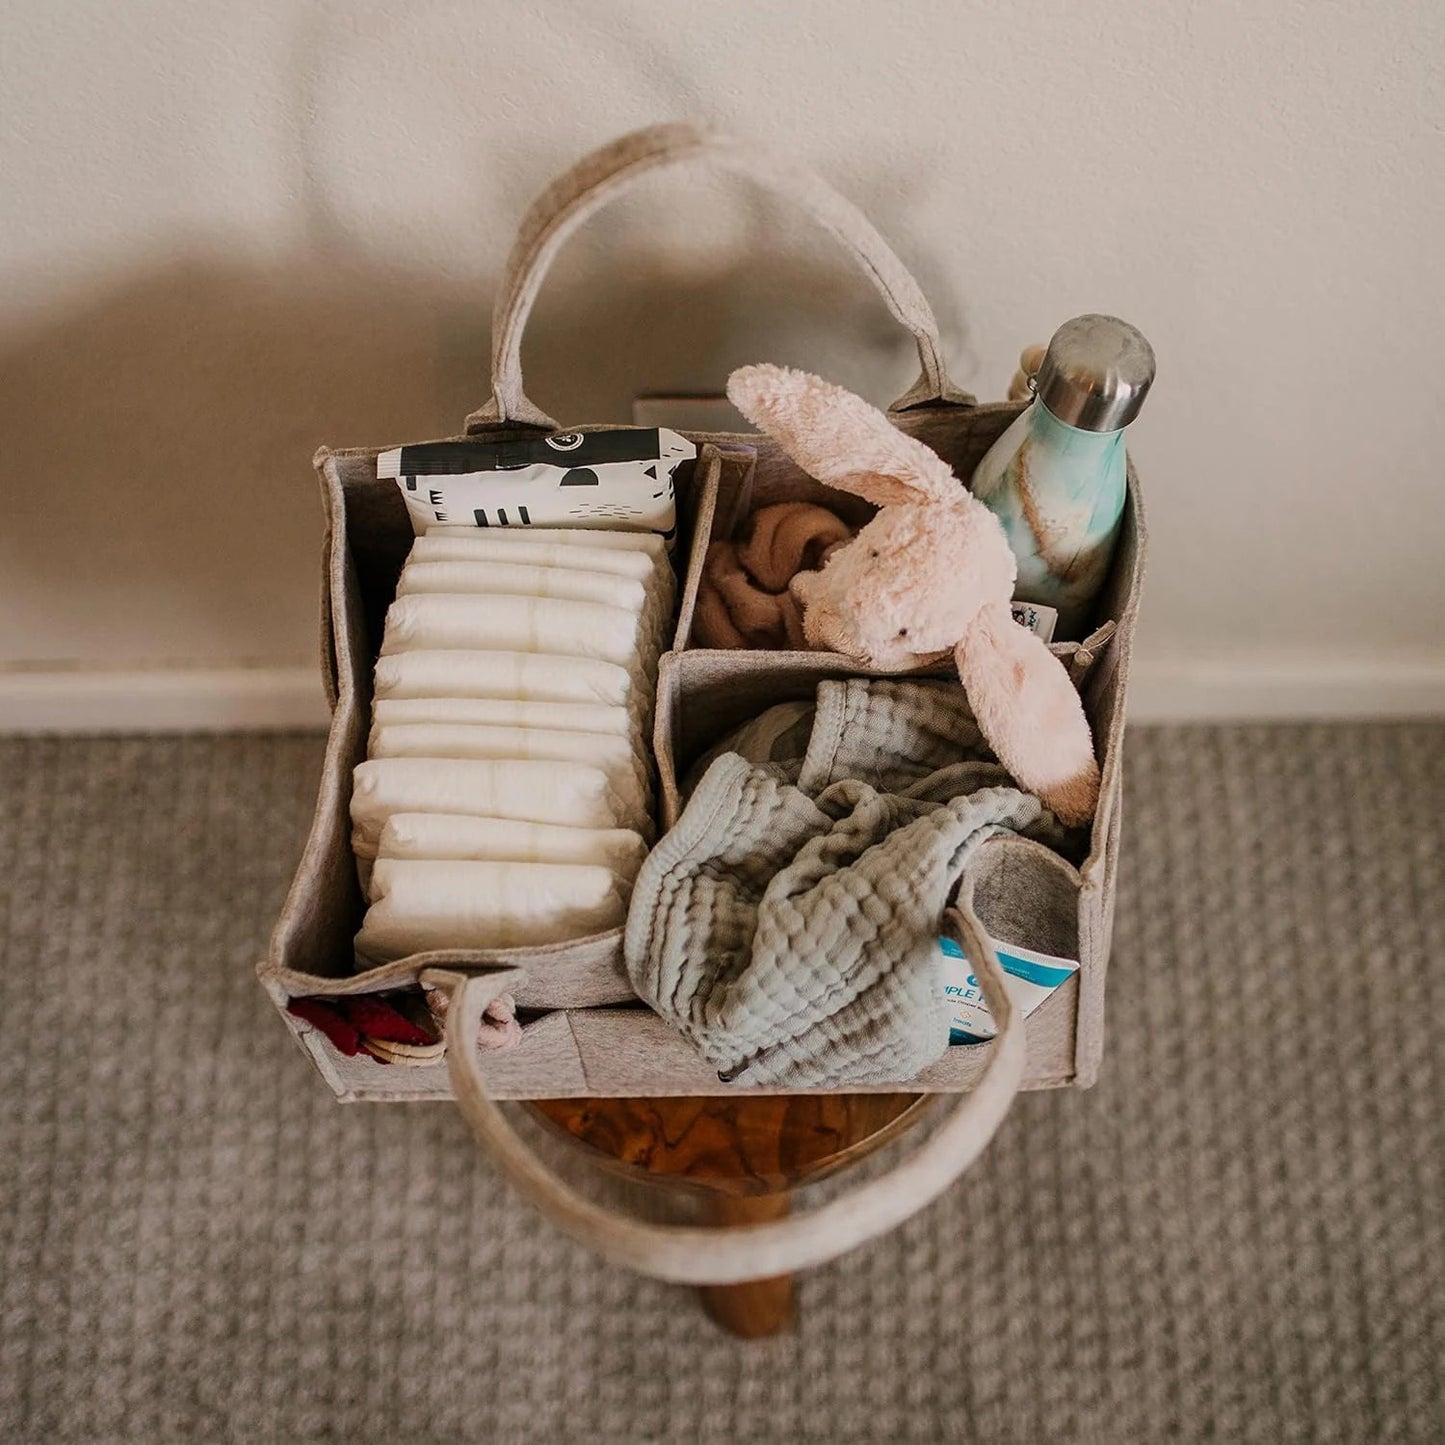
[351,526,675,963]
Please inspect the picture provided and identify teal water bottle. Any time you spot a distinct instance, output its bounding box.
[970,315,1155,640]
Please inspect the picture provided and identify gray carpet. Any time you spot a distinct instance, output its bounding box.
[0,725,1440,1443]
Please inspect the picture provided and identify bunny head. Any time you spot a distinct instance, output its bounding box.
[790,499,1015,670]
[728,364,1015,670]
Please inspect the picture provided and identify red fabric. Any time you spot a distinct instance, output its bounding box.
[337,994,436,1045]
[286,997,363,1056]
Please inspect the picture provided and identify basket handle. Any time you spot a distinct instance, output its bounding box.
[422,903,1023,1285]
[467,121,972,434]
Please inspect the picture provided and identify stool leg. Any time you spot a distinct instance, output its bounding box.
[698,1192,793,1338]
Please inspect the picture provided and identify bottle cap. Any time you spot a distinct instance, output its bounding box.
[1034,314,1155,432]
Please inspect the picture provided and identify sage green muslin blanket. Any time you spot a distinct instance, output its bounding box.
[625,680,1072,1088]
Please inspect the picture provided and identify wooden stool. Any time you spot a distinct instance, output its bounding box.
[530,1093,927,1337]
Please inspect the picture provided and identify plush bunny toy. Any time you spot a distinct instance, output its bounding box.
[725,363,1101,827]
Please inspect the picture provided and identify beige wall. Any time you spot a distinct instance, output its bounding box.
[2,1,1442,716]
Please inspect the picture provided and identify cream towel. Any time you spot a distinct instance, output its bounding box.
[377,813,648,881]
[426,524,667,558]
[367,723,651,824]
[378,594,659,670]
[350,756,639,855]
[370,696,633,737]
[356,858,628,961]
[372,650,637,709]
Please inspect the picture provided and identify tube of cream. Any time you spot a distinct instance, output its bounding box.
[940,934,1079,1044]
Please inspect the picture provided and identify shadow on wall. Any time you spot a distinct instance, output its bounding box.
[0,241,914,669]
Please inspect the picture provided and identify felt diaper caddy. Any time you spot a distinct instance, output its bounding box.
[258,123,1146,1284]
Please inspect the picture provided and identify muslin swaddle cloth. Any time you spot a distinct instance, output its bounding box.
[357,858,629,960]
[625,679,1074,1088]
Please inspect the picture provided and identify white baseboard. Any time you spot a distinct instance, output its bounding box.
[0,667,329,732]
[1,656,1442,733]
[1125,654,1445,723]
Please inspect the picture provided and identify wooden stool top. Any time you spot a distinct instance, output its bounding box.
[529,1093,929,1337]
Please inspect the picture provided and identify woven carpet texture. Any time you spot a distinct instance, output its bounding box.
[0,725,1440,1443]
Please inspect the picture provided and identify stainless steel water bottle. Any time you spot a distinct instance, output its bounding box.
[971,315,1155,640]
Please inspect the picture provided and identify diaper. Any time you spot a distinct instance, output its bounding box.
[350,756,644,856]
[378,593,659,672]
[372,650,639,710]
[395,563,671,647]
[376,813,648,881]
[367,722,651,824]
[369,696,633,738]
[425,524,668,558]
[356,858,629,961]
[412,533,668,581]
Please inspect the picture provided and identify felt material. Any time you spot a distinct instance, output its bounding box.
[370,696,633,737]
[269,119,1145,1092]
[467,121,971,431]
[357,858,629,961]
[271,414,1141,1075]
[377,813,648,880]
[682,700,817,790]
[626,679,1073,1087]
[350,756,642,855]
[276,410,1141,1084]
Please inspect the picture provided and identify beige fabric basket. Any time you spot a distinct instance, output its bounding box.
[256,123,1145,1283]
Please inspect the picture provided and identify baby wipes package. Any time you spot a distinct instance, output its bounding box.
[378,428,695,543]
[940,933,1080,1044]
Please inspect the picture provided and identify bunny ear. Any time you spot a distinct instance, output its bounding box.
[956,602,1100,827]
[727,364,960,508]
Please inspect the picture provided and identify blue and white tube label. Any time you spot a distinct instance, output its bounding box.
[940,934,1079,1044]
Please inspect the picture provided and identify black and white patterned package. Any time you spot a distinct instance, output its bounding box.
[377,429,694,544]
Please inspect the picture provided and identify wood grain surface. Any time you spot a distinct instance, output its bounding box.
[528,1093,930,1335]
[530,1092,929,1197]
